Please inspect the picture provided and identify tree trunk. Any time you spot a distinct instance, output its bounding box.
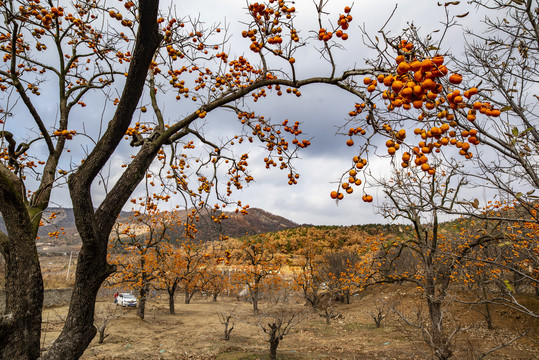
[184,289,191,304]
[428,299,452,360]
[41,239,114,360]
[252,294,259,315]
[481,281,494,330]
[137,284,149,320]
[168,287,176,314]
[269,337,279,360]
[0,232,43,360]
[97,328,107,344]
[0,170,45,360]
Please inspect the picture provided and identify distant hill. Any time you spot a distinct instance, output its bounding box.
[0,207,298,250]
[124,207,299,243]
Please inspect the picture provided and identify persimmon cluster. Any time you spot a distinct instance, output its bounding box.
[336,39,506,202]
[330,156,368,200]
[243,0,298,57]
[318,6,353,42]
[53,129,76,140]
[124,122,154,137]
[108,8,133,28]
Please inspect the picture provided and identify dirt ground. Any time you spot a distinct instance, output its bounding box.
[39,285,538,360]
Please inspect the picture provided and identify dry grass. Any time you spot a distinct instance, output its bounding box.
[38,285,538,360]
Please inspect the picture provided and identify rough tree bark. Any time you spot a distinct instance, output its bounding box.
[137,283,150,320]
[0,169,43,360]
[167,281,178,314]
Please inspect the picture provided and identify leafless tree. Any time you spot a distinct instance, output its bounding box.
[257,307,303,360]
[217,305,238,341]
[94,305,119,344]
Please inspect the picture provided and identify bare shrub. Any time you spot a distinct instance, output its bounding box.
[94,305,119,344]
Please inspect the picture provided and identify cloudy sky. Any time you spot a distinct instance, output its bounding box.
[8,0,481,226]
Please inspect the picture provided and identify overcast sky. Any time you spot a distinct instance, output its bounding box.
[8,0,481,226]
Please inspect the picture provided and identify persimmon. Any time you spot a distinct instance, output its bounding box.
[330,191,338,199]
[432,65,448,77]
[401,87,413,97]
[346,139,354,146]
[422,78,436,90]
[453,95,463,104]
[397,62,410,74]
[448,73,463,84]
[402,152,411,161]
[432,55,444,66]
[392,80,404,92]
[410,60,422,72]
[425,102,435,110]
[421,59,434,71]
[383,75,394,87]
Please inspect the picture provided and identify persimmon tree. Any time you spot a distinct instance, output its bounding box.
[0,2,161,358]
[292,241,327,308]
[153,242,182,314]
[237,234,283,314]
[202,261,231,302]
[323,249,362,304]
[172,239,215,305]
[108,195,175,320]
[455,201,539,320]
[369,165,504,359]
[0,0,392,358]
[330,0,537,333]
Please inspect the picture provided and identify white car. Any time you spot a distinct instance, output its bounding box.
[116,293,137,307]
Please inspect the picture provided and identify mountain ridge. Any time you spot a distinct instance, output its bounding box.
[0,207,299,250]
